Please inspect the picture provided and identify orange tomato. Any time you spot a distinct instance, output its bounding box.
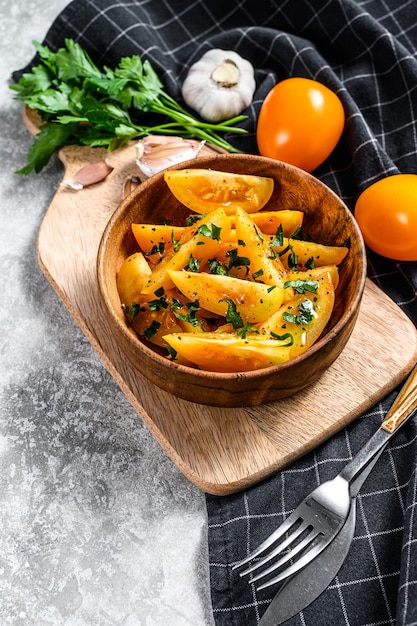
[257,77,345,172]
[354,174,417,261]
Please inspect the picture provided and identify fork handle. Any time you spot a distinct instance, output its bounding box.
[340,364,417,487]
[381,364,417,432]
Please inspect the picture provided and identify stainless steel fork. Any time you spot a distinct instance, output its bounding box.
[233,363,417,590]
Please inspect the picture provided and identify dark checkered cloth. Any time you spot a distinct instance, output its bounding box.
[13,1,417,624]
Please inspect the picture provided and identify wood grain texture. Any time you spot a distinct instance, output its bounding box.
[35,139,417,495]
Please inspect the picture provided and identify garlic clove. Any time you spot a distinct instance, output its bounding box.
[135,135,225,178]
[123,175,141,198]
[182,48,256,123]
[64,159,114,190]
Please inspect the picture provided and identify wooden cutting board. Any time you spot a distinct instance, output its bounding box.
[33,132,417,495]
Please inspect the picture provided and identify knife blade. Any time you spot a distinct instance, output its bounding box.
[258,447,385,626]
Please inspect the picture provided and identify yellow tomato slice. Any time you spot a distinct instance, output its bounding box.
[163,332,292,372]
[131,223,188,254]
[230,210,303,236]
[234,207,287,283]
[164,168,274,215]
[132,307,185,348]
[117,252,152,306]
[258,269,335,357]
[168,270,284,323]
[128,288,207,348]
[141,208,231,295]
[284,265,340,290]
[268,236,348,268]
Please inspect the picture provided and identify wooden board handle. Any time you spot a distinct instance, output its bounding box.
[382,363,417,433]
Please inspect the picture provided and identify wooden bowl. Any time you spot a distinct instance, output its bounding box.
[97,154,366,407]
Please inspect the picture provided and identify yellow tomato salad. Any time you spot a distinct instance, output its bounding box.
[116,169,348,372]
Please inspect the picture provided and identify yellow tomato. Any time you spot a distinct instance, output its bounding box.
[163,332,292,372]
[168,270,285,323]
[354,174,417,261]
[234,207,286,283]
[131,223,188,254]
[257,269,335,357]
[236,209,304,236]
[257,77,345,172]
[116,252,151,306]
[268,235,348,268]
[141,207,231,294]
[164,168,274,214]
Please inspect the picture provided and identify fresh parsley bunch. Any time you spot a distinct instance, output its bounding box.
[10,39,247,174]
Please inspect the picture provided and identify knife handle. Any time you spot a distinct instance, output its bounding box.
[381,364,417,433]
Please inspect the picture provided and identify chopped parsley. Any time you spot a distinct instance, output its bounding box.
[236,322,259,339]
[187,254,200,272]
[144,320,161,339]
[197,223,222,241]
[122,302,142,323]
[220,298,244,329]
[146,286,168,311]
[252,268,264,282]
[283,279,318,294]
[207,258,228,275]
[226,248,250,272]
[283,299,315,326]
[270,331,294,346]
[173,300,201,326]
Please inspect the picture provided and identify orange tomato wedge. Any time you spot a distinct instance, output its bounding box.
[164,168,274,215]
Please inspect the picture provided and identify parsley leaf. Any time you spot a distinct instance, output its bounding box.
[173,300,201,326]
[283,299,315,326]
[226,248,250,272]
[220,298,243,329]
[197,223,222,241]
[236,322,258,339]
[270,331,294,345]
[283,279,318,294]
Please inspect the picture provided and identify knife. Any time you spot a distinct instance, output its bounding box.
[258,446,386,626]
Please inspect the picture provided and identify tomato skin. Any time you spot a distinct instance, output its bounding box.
[256,77,345,172]
[354,174,417,261]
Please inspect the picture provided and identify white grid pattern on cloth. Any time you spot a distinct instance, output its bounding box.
[12,0,417,623]
[208,417,417,625]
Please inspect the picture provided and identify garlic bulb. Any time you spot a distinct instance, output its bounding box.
[182,49,256,123]
[135,135,225,178]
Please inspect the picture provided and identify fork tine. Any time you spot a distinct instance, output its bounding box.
[256,535,327,591]
[250,527,321,583]
[238,518,311,576]
[232,511,302,570]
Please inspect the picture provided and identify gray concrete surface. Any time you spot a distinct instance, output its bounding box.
[0,1,214,623]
